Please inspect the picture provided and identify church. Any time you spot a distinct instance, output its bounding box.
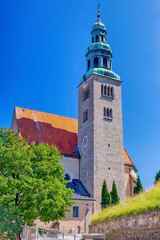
[10,7,137,234]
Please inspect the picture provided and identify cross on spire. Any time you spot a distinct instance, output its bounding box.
[97,3,100,22]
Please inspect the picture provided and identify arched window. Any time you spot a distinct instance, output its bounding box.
[83,88,89,101]
[103,58,107,68]
[94,57,99,67]
[92,37,94,43]
[101,36,104,42]
[88,60,90,71]
[108,86,110,97]
[65,174,70,181]
[110,109,113,118]
[104,85,106,95]
[104,107,106,116]
[111,87,114,98]
[83,110,88,122]
[64,171,74,182]
[101,84,103,95]
[96,35,98,42]
[107,108,109,118]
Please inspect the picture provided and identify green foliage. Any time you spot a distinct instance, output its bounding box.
[101,180,110,209]
[0,128,74,239]
[91,181,160,224]
[134,176,143,194]
[155,170,160,184]
[110,181,120,205]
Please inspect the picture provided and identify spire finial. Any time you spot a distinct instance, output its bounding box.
[97,3,100,22]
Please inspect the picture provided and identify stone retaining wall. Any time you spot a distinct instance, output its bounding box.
[89,209,160,240]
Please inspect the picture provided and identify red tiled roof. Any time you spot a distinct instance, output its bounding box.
[14,107,78,158]
[13,107,136,169]
[123,147,137,172]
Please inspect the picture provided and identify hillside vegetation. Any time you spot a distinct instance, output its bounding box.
[91,181,160,224]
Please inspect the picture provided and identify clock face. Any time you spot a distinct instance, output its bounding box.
[82,135,89,148]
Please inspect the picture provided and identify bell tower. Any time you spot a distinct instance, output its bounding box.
[78,6,125,212]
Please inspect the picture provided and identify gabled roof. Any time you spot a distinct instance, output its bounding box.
[11,107,136,170]
[123,147,137,172]
[12,107,78,158]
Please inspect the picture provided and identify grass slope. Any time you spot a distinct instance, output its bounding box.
[91,182,160,224]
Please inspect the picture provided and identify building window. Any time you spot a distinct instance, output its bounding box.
[72,206,80,218]
[101,35,104,42]
[103,57,108,68]
[101,84,103,95]
[94,57,99,68]
[111,87,114,98]
[96,35,98,42]
[108,86,110,97]
[107,108,109,118]
[83,110,88,122]
[92,37,94,43]
[110,109,113,118]
[88,60,90,71]
[83,88,89,101]
[101,85,114,99]
[65,174,70,181]
[104,108,113,121]
[64,171,74,182]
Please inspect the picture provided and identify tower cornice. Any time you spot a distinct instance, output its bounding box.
[78,70,121,87]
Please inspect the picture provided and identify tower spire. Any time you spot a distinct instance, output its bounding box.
[97,3,100,22]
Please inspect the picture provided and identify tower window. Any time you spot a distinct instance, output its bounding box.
[110,109,113,118]
[104,85,106,95]
[94,57,99,68]
[101,84,103,95]
[108,86,110,96]
[107,108,109,118]
[88,60,90,71]
[83,110,88,123]
[83,87,89,102]
[101,36,104,42]
[101,85,114,99]
[103,58,108,68]
[104,108,113,121]
[111,87,114,98]
[96,35,98,42]
[92,37,94,43]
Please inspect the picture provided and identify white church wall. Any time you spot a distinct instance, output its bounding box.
[60,157,79,179]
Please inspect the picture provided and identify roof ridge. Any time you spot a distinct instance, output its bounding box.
[15,106,78,122]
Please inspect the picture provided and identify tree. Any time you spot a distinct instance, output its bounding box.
[110,181,120,205]
[154,170,160,184]
[0,128,74,240]
[101,180,110,209]
[134,176,143,194]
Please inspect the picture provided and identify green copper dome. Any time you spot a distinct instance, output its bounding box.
[92,21,106,32]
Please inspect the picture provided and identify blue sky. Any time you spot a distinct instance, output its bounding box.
[0,0,160,189]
